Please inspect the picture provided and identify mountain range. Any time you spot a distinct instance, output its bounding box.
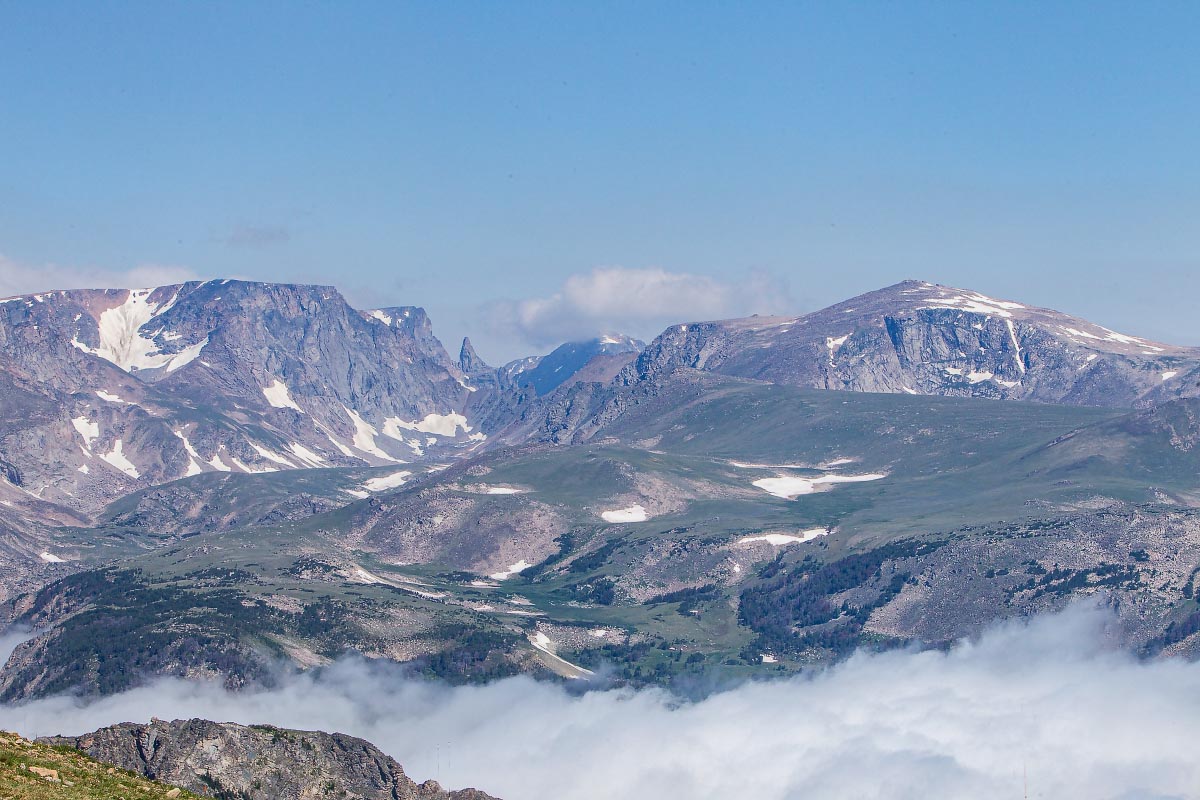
[4,277,1200,704]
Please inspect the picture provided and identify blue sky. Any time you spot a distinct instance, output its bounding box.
[1,2,1197,361]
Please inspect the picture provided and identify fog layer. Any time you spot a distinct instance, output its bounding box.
[2,605,1196,800]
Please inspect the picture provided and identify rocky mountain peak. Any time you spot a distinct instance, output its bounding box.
[458,336,491,375]
[0,280,483,513]
[620,279,1200,408]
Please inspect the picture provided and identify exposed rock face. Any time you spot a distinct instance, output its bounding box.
[460,335,642,447]
[457,337,491,376]
[43,718,500,800]
[0,281,482,515]
[622,280,1200,408]
[509,336,643,397]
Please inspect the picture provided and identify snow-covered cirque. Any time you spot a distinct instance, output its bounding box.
[69,288,207,372]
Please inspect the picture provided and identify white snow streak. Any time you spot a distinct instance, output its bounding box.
[99,440,140,478]
[344,407,401,462]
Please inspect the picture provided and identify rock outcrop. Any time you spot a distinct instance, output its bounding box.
[43,718,500,800]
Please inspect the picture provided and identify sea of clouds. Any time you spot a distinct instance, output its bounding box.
[2,604,1197,800]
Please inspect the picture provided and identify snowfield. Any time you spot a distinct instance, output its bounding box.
[752,472,886,500]
[363,470,413,492]
[262,379,303,411]
[601,505,649,523]
[738,529,830,546]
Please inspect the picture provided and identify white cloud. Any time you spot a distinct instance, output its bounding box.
[4,604,1200,799]
[488,266,791,348]
[0,254,202,298]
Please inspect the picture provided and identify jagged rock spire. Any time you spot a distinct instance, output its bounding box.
[459,336,491,374]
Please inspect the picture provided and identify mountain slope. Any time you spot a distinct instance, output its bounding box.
[506,335,643,396]
[0,281,483,515]
[624,280,1200,408]
[20,381,1200,698]
[8,277,1200,699]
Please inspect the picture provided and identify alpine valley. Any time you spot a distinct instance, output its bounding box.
[4,276,1200,714]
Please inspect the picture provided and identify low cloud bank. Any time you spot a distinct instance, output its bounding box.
[3,605,1199,799]
[486,266,791,348]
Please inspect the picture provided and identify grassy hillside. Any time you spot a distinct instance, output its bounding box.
[0,730,201,799]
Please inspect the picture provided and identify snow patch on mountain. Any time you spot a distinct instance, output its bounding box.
[529,630,595,678]
[99,440,139,478]
[363,470,413,492]
[1005,319,1027,374]
[752,472,886,500]
[602,505,649,523]
[246,445,292,469]
[171,430,205,476]
[382,412,471,438]
[323,431,356,459]
[738,529,830,546]
[344,407,402,462]
[288,442,327,468]
[262,380,303,412]
[71,417,99,451]
[922,289,1025,318]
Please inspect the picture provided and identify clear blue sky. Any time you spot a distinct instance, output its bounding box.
[1,2,1197,362]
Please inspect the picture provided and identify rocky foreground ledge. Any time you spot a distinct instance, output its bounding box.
[40,718,500,800]
[1,729,203,798]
